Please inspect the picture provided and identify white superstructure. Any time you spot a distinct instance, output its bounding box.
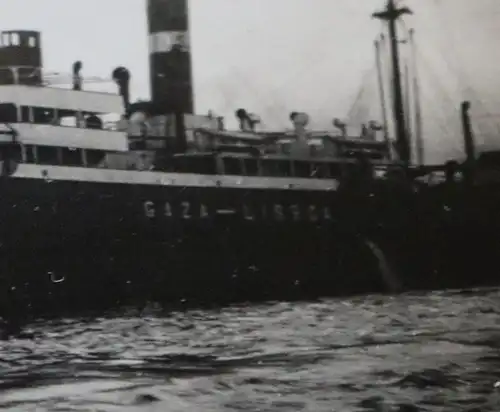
[0,84,123,114]
[0,66,129,153]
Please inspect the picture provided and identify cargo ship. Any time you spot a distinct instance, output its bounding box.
[0,0,495,317]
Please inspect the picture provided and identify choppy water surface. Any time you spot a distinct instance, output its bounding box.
[1,289,500,411]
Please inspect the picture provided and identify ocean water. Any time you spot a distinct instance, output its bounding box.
[1,288,500,411]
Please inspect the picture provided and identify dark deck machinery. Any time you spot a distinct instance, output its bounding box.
[147,0,194,114]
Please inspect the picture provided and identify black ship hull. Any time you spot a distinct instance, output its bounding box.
[0,164,389,317]
[0,164,498,318]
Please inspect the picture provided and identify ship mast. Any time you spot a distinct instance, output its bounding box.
[374,35,391,159]
[409,29,424,166]
[372,0,412,166]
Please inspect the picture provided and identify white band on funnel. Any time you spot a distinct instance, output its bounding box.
[149,31,190,53]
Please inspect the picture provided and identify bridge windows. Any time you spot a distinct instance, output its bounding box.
[0,32,34,47]
[243,158,259,176]
[37,146,59,165]
[21,145,107,168]
[328,163,342,179]
[292,160,311,178]
[171,154,217,175]
[61,147,82,167]
[260,159,278,177]
[310,162,329,179]
[24,145,36,163]
[85,150,106,167]
[204,154,346,180]
[0,33,8,46]
[10,33,19,46]
[0,143,22,163]
[0,104,17,122]
[222,156,242,175]
[20,106,31,123]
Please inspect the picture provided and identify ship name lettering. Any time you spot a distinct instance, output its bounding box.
[308,205,318,222]
[144,201,155,218]
[181,201,191,219]
[145,200,331,222]
[273,204,285,221]
[290,204,300,221]
[181,201,209,219]
[200,204,209,218]
[165,202,173,217]
[243,204,254,220]
[144,200,209,219]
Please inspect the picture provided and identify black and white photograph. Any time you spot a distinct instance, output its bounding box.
[0,0,500,410]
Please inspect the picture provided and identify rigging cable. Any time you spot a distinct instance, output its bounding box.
[411,43,460,145]
[430,0,500,137]
[375,33,391,152]
[346,63,378,123]
[217,14,353,127]
[409,28,424,165]
[396,19,455,142]
[243,2,385,126]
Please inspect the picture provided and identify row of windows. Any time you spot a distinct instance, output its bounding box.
[6,144,104,168]
[0,104,98,128]
[1,143,368,181]
[164,155,358,180]
[0,32,37,48]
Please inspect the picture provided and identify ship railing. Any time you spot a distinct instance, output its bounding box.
[0,122,17,138]
[196,127,388,147]
[103,120,120,131]
[174,147,402,167]
[0,66,118,94]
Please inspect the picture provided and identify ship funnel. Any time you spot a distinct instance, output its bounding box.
[72,60,82,91]
[112,66,130,113]
[147,0,193,113]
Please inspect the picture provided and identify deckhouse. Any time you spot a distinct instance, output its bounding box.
[0,29,392,181]
[0,30,128,169]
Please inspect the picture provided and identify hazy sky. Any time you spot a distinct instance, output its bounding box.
[0,0,499,163]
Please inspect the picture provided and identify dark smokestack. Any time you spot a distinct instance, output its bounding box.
[72,61,82,91]
[112,66,130,114]
[147,0,194,113]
